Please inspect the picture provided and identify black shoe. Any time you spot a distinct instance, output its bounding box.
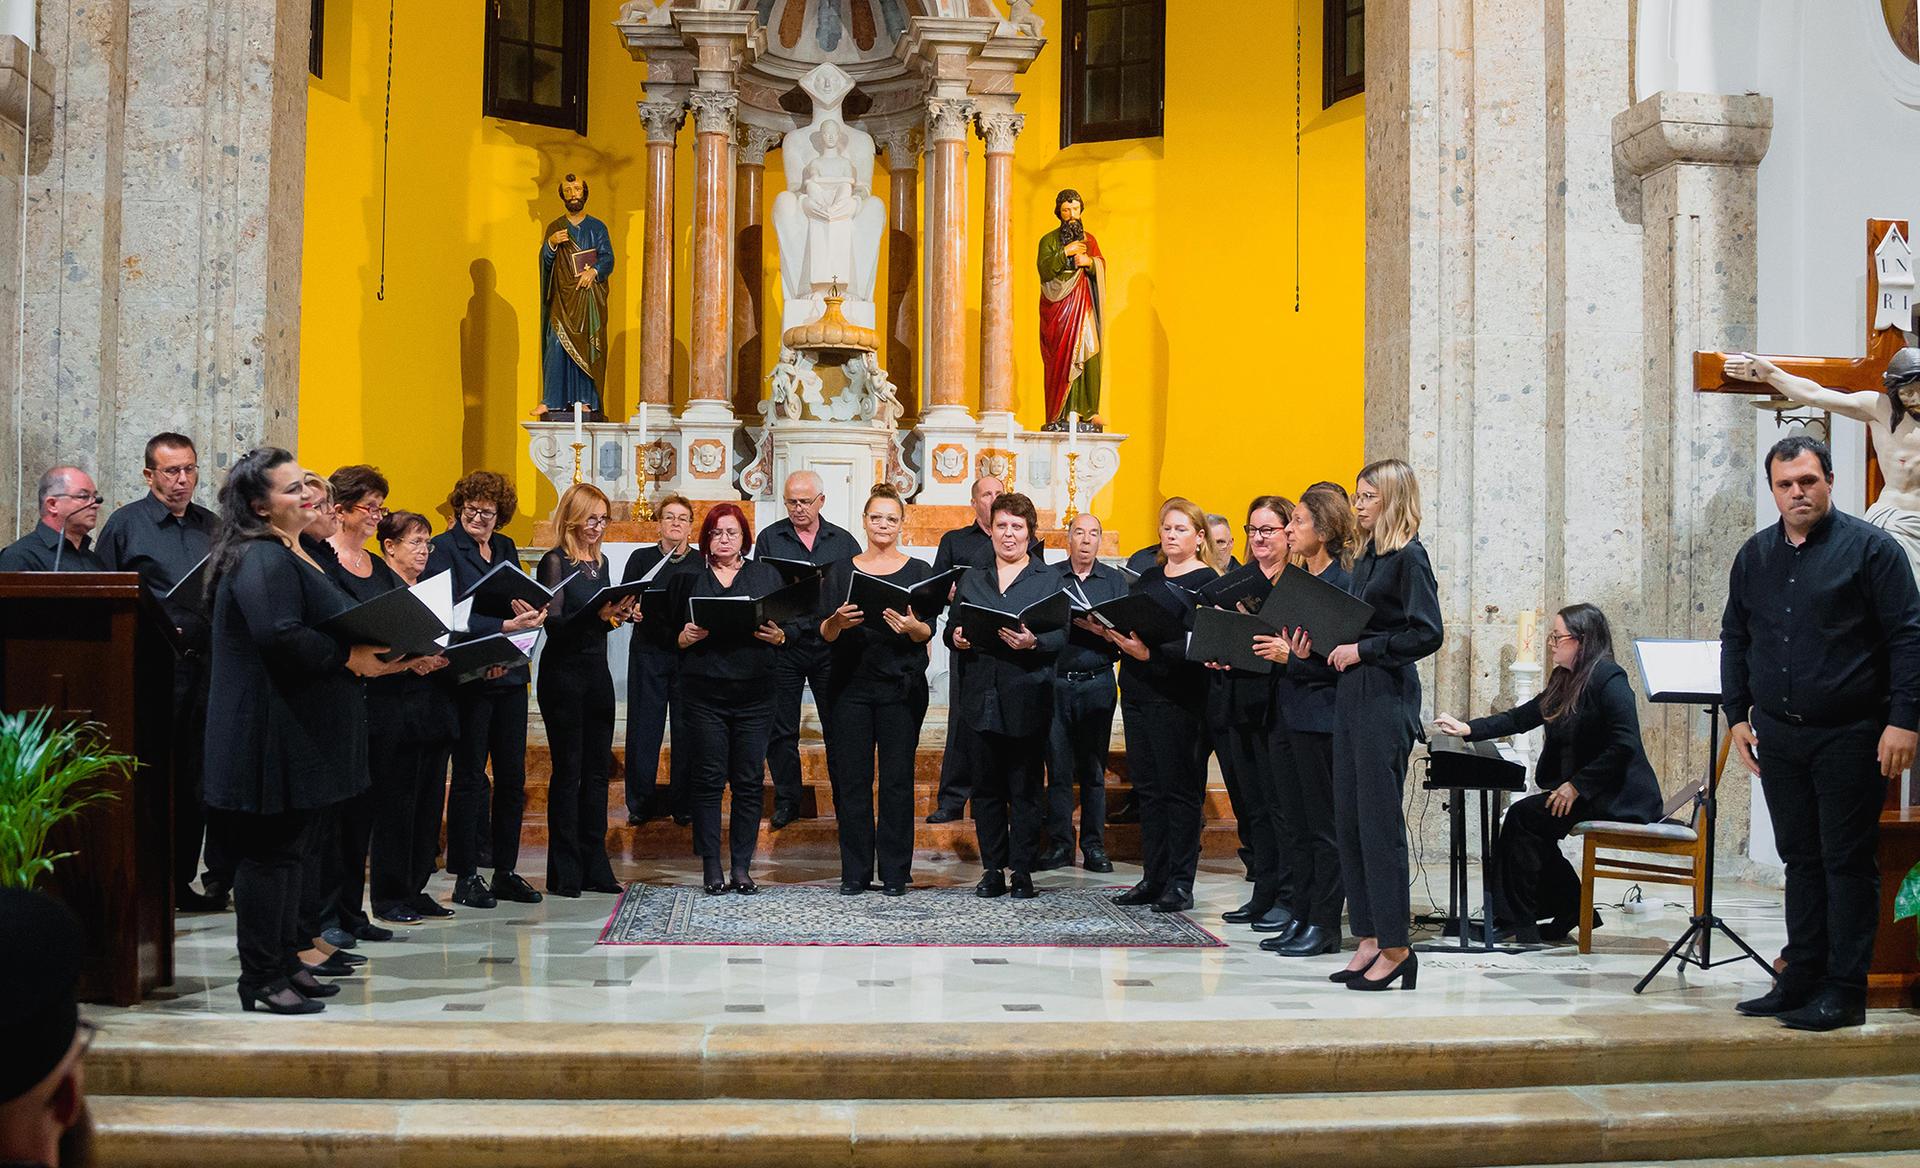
[1250,906,1297,934]
[1034,845,1073,872]
[491,872,544,904]
[375,904,422,924]
[1222,898,1275,925]
[1347,950,1418,992]
[320,927,359,950]
[840,880,869,896]
[881,882,907,897]
[626,813,647,828]
[330,949,369,966]
[1540,909,1602,942]
[1736,983,1814,1018]
[352,922,395,942]
[1113,882,1162,906]
[549,886,582,899]
[704,878,729,896]
[926,807,963,824]
[729,876,759,895]
[1106,800,1139,825]
[408,893,455,919]
[1150,889,1195,914]
[1777,991,1865,1032]
[673,813,694,827]
[770,805,798,830]
[452,875,497,909]
[1257,920,1306,949]
[289,969,341,998]
[1010,872,1037,899]
[1271,924,1339,957]
[584,880,625,895]
[177,887,227,912]
[1082,849,1114,873]
[303,956,356,978]
[238,979,324,1015]
[201,877,233,905]
[975,871,1007,898]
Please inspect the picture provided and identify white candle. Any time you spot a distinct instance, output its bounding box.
[573,402,584,445]
[1068,411,1080,454]
[637,401,648,449]
[1006,414,1017,449]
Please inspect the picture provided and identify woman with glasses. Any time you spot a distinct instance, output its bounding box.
[620,493,701,827]
[536,484,635,898]
[1433,604,1660,943]
[324,465,390,587]
[818,484,935,896]
[427,471,548,909]
[673,503,788,894]
[1320,459,1443,991]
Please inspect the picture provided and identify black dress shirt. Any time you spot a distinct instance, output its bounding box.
[1467,660,1663,822]
[818,556,935,702]
[1055,559,1128,675]
[0,522,107,572]
[621,542,702,654]
[945,555,1068,738]
[1118,563,1216,707]
[755,517,860,645]
[674,558,787,684]
[537,550,615,664]
[932,522,1047,574]
[1123,544,1159,576]
[1350,536,1444,670]
[426,525,530,687]
[97,492,219,650]
[1276,560,1352,735]
[1720,509,1920,731]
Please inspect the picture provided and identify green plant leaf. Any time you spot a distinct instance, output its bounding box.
[0,708,134,890]
[1897,860,1920,924]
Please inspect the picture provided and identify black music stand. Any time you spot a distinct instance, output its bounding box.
[1629,638,1775,993]
[1415,737,1532,955]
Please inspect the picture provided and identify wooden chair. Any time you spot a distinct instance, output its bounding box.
[1568,735,1730,954]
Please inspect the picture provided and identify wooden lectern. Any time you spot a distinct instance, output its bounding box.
[0,572,174,1005]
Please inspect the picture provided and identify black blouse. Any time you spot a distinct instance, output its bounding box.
[674,558,787,685]
[1118,563,1217,707]
[818,556,935,701]
[1466,660,1663,823]
[945,556,1068,739]
[426,526,530,689]
[1349,537,1444,672]
[537,549,614,663]
[621,542,703,655]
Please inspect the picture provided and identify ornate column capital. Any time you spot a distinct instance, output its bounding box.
[974,110,1025,154]
[637,99,687,143]
[688,90,739,136]
[735,123,784,166]
[924,96,978,144]
[873,125,924,164]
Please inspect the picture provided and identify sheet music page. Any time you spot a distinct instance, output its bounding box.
[409,569,457,630]
[1634,639,1721,698]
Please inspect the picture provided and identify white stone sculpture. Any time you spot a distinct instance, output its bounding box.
[771,64,887,332]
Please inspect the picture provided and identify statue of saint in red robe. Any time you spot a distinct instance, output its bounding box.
[1037,189,1105,428]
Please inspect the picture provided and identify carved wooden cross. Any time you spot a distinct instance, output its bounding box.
[1694,218,1913,500]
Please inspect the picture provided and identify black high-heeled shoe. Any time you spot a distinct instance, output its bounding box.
[290,969,341,998]
[729,874,759,895]
[239,979,325,1014]
[1329,953,1376,983]
[1346,950,1418,992]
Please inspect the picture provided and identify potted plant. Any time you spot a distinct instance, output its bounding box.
[0,708,135,890]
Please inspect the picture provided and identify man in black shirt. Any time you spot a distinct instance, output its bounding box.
[0,468,107,572]
[1722,436,1920,1031]
[1046,514,1124,872]
[96,434,228,910]
[755,471,860,827]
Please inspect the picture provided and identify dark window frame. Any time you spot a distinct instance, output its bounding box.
[309,0,324,78]
[1059,0,1165,148]
[482,0,590,135]
[1323,0,1364,107]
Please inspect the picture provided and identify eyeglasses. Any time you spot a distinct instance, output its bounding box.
[784,495,822,508]
[581,515,609,529]
[395,535,432,550]
[1546,633,1579,647]
[152,465,197,479]
[351,502,389,519]
[1354,492,1381,504]
[462,507,498,522]
[865,513,901,525]
[53,491,104,505]
[1243,525,1284,539]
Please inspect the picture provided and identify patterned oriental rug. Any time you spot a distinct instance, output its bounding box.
[597,884,1227,949]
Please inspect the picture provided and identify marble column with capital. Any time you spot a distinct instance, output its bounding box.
[637,99,685,413]
[975,109,1023,423]
[921,96,976,419]
[733,123,783,416]
[876,126,921,419]
[686,89,738,410]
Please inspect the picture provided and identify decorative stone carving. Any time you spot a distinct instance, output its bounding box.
[772,65,887,332]
[765,347,826,421]
[688,90,738,136]
[931,443,968,482]
[873,125,923,164]
[975,110,1024,154]
[637,99,686,142]
[689,438,729,477]
[924,96,977,143]
[736,122,784,167]
[619,0,674,25]
[1008,0,1044,37]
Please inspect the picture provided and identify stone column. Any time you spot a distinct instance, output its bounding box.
[921,96,975,419]
[974,109,1023,427]
[687,90,737,409]
[1614,90,1773,856]
[732,123,782,416]
[637,99,684,413]
[876,126,921,419]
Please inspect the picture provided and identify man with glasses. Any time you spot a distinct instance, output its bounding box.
[96,434,229,911]
[0,467,108,571]
[1045,513,1123,872]
[755,470,860,828]
[621,493,702,826]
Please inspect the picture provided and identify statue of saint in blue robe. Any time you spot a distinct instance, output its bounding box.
[540,213,614,416]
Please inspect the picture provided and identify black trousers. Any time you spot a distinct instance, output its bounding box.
[768,638,832,812]
[932,656,973,815]
[171,656,231,892]
[682,680,774,873]
[1278,727,1344,931]
[827,680,927,886]
[1754,713,1886,999]
[213,807,310,988]
[1210,709,1256,860]
[300,803,347,937]
[1490,791,1585,932]
[448,684,529,878]
[1129,696,1207,896]
[1046,672,1116,855]
[1331,666,1417,948]
[624,647,689,819]
[969,724,1048,873]
[369,736,451,911]
[536,659,617,894]
[1222,719,1292,908]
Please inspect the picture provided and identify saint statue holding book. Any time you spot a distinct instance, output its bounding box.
[1038,188,1106,430]
[535,173,615,419]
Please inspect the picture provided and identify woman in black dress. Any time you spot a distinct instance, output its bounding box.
[1253,482,1354,958]
[535,483,636,898]
[674,502,788,894]
[947,492,1067,899]
[1324,459,1444,991]
[1103,498,1220,913]
[203,447,404,1014]
[819,485,936,896]
[1434,603,1662,943]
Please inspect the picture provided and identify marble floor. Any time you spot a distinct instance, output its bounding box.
[112,849,1796,1027]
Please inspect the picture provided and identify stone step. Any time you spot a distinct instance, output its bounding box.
[84,1073,1920,1167]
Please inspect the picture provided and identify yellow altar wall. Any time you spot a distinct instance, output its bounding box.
[298,0,1364,548]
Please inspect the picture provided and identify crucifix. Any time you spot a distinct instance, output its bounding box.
[1695,218,1914,503]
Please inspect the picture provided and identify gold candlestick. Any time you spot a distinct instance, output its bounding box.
[570,441,586,485]
[1063,450,1081,523]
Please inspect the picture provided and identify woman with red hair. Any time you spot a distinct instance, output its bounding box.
[673,503,789,894]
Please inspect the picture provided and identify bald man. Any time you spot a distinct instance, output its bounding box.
[0,468,108,572]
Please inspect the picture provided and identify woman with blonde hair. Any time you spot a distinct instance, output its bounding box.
[1319,459,1442,990]
[535,483,637,898]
